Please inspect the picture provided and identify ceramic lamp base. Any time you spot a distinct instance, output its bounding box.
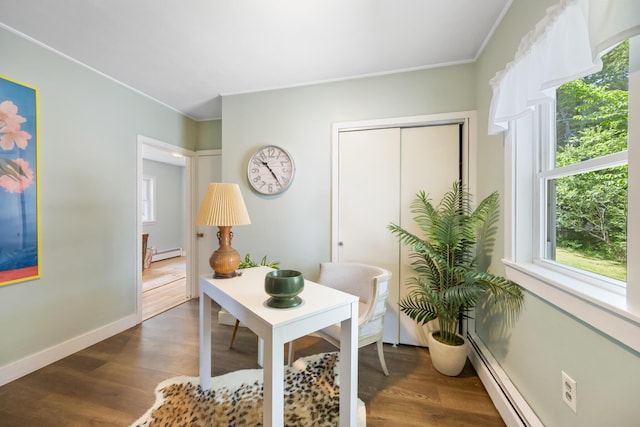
[210,226,241,278]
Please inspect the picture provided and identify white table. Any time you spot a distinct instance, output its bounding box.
[199,266,359,427]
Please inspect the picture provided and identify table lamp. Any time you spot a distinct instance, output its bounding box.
[195,183,251,278]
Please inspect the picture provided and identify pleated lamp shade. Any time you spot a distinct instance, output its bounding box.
[196,183,251,226]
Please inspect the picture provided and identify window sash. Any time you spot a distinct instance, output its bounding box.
[539,150,628,180]
[536,91,629,286]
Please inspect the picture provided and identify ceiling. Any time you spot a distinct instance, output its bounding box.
[0,0,511,121]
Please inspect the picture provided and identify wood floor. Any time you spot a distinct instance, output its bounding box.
[0,299,505,426]
[142,256,188,320]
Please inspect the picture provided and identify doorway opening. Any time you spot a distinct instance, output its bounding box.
[137,135,195,322]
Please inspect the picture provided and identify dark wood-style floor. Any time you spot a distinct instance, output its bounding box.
[0,300,505,427]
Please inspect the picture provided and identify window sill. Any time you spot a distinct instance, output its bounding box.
[503,259,640,353]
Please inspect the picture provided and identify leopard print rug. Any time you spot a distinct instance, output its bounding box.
[131,352,358,427]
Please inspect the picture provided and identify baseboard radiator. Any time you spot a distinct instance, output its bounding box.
[467,333,543,427]
[151,247,183,262]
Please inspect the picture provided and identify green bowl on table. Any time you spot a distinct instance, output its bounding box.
[264,270,304,308]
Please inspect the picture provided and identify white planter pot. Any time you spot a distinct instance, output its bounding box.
[427,331,468,376]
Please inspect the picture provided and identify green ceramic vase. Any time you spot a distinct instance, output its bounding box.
[264,270,304,308]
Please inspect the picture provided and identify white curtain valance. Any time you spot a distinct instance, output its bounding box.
[488,0,640,135]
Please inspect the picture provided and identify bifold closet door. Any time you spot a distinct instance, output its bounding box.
[399,125,460,346]
[337,124,460,346]
[337,128,402,344]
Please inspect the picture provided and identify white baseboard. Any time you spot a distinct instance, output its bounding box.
[0,314,138,387]
[467,333,543,427]
[151,248,183,262]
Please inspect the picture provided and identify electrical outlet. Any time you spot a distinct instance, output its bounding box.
[562,371,577,413]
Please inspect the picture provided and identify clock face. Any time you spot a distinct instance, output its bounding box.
[247,145,295,195]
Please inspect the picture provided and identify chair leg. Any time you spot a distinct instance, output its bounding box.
[376,340,389,376]
[229,319,240,349]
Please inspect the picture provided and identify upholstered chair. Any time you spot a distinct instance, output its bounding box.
[289,262,392,376]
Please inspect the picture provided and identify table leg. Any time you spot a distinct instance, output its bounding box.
[257,337,264,367]
[339,300,358,426]
[263,330,284,427]
[199,292,212,390]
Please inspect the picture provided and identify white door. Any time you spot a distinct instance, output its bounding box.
[196,151,222,277]
[337,128,401,343]
[399,125,460,346]
[337,124,460,346]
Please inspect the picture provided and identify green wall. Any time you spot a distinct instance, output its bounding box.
[475,1,640,426]
[197,119,222,150]
[221,65,476,279]
[0,26,197,366]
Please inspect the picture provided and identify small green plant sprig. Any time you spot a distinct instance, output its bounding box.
[238,254,280,270]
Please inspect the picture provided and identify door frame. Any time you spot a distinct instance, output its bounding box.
[331,111,478,338]
[194,148,223,278]
[135,134,196,323]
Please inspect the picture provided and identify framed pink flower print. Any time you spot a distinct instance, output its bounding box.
[0,75,40,286]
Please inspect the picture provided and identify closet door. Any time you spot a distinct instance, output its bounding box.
[337,124,461,346]
[337,128,401,343]
[399,125,460,346]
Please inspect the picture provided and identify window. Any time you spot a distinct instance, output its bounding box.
[500,35,639,353]
[541,40,628,286]
[487,0,640,352]
[142,175,156,223]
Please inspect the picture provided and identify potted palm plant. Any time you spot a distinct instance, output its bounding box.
[388,181,524,376]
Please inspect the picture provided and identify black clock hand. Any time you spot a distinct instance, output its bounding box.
[260,160,282,185]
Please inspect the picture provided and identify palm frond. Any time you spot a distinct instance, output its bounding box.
[473,271,525,316]
[399,294,438,325]
[387,223,423,248]
[473,191,500,272]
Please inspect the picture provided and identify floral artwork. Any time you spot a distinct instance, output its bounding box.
[0,75,39,286]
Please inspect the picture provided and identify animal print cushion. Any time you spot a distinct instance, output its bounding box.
[131,352,340,427]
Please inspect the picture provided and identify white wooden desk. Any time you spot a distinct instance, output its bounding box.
[199,266,359,427]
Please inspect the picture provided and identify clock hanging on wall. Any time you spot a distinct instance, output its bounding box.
[247,145,295,195]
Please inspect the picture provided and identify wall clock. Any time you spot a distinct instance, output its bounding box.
[247,145,295,195]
